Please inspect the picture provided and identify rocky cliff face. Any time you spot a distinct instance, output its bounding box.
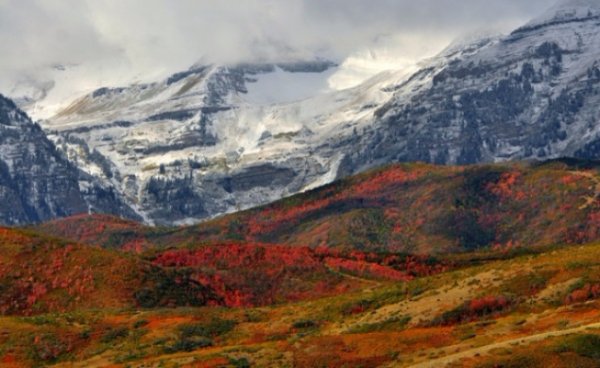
[0,94,139,224]
[342,0,600,170]
[40,60,370,225]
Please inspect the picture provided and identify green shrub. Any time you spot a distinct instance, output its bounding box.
[347,315,411,334]
[431,295,513,326]
[501,271,552,296]
[292,320,318,329]
[229,357,251,368]
[565,261,594,271]
[134,267,218,308]
[30,333,71,362]
[480,354,539,368]
[164,336,213,353]
[553,334,600,361]
[567,278,588,294]
[79,329,91,339]
[163,318,236,354]
[133,319,149,329]
[100,326,129,343]
[442,167,507,250]
[179,318,236,338]
[341,299,376,315]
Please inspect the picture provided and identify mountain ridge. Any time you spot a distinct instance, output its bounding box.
[31,158,600,257]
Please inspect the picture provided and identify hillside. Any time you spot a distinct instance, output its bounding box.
[24,224,449,309]
[0,234,598,367]
[36,159,600,254]
[0,227,141,315]
[1,159,599,366]
[191,159,600,254]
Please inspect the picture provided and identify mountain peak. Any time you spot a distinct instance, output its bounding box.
[556,0,600,7]
[523,0,600,29]
[545,0,600,15]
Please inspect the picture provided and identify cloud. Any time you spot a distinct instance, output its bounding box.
[0,0,557,103]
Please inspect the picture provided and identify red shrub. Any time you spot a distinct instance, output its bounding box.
[324,258,411,282]
[486,172,525,200]
[152,244,450,307]
[350,167,425,197]
[565,283,600,304]
[433,295,513,325]
[468,295,510,315]
[247,166,427,237]
[0,243,96,315]
[560,174,583,186]
[153,243,332,307]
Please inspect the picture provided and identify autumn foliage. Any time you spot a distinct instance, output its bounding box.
[565,283,600,304]
[433,295,513,326]
[486,171,526,200]
[245,166,429,237]
[34,214,151,252]
[33,161,600,257]
[324,258,411,282]
[151,243,448,307]
[0,228,144,315]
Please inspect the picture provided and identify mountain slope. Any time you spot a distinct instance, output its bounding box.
[0,94,139,224]
[191,159,600,254]
[35,60,411,225]
[350,0,600,169]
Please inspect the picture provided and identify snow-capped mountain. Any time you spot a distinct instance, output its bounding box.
[356,0,600,167]
[11,0,600,226]
[37,60,411,225]
[0,94,139,224]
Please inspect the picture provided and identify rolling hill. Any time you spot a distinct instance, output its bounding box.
[35,159,600,255]
[0,229,598,367]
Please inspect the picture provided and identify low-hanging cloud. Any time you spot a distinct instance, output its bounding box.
[0,0,557,98]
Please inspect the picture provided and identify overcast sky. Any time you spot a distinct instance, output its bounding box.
[0,0,558,102]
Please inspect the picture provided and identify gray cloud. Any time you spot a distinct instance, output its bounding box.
[0,0,557,93]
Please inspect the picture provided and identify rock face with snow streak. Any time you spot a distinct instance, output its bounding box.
[0,94,139,224]
[41,60,400,225]
[16,0,600,225]
[343,0,600,169]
